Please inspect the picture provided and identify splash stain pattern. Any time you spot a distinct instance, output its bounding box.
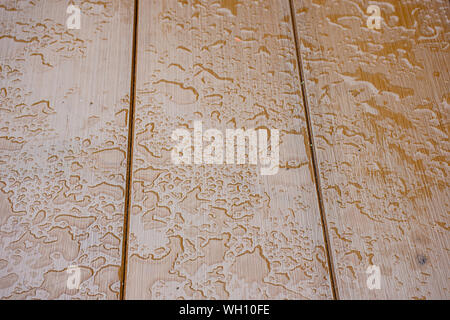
[0,0,448,300]
[293,0,449,299]
[0,0,134,299]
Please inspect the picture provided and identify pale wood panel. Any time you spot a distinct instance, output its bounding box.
[0,0,134,299]
[293,0,449,299]
[125,0,333,299]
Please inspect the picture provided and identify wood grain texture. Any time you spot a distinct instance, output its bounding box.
[124,0,333,299]
[0,0,134,299]
[293,0,449,299]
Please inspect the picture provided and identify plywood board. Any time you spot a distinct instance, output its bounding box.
[124,0,333,299]
[293,0,449,299]
[0,0,134,299]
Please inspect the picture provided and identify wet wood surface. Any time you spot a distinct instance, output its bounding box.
[292,0,449,299]
[0,0,134,299]
[0,0,448,300]
[124,0,332,299]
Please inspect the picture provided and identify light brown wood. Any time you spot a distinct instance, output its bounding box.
[3,0,447,301]
[125,0,333,299]
[0,0,134,299]
[293,0,449,299]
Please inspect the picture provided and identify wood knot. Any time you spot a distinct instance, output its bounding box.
[417,254,427,265]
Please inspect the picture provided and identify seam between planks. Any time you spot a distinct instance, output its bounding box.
[120,0,139,301]
[288,0,339,300]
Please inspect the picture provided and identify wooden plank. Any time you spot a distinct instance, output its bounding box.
[0,0,134,299]
[293,0,449,299]
[125,0,333,299]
